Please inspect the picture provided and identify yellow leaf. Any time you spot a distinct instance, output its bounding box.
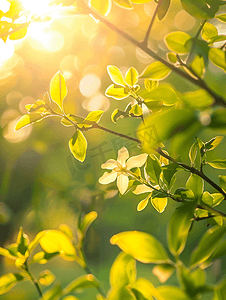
[50,71,67,109]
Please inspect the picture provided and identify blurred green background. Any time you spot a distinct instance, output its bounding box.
[0,0,226,299]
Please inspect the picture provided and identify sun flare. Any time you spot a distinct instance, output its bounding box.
[20,0,51,16]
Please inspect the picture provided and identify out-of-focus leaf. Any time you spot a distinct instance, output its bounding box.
[105,84,130,99]
[110,252,136,288]
[69,130,87,162]
[213,278,226,300]
[63,275,99,295]
[0,273,27,295]
[190,55,205,78]
[131,278,163,300]
[28,231,46,254]
[108,286,136,300]
[125,67,139,86]
[0,247,17,260]
[9,26,27,40]
[209,48,226,72]
[79,211,98,236]
[50,71,67,109]
[151,197,167,213]
[168,203,195,256]
[181,0,220,19]
[39,270,55,286]
[217,13,226,22]
[152,264,175,283]
[219,175,226,192]
[157,285,191,300]
[202,22,218,42]
[31,251,59,264]
[164,31,191,54]
[42,284,62,300]
[162,163,180,189]
[207,159,226,169]
[15,113,44,130]
[88,0,111,16]
[190,225,226,267]
[144,85,179,106]
[17,227,29,256]
[167,52,178,63]
[113,0,133,9]
[180,89,213,109]
[129,104,143,116]
[140,62,171,80]
[58,224,73,239]
[110,231,170,264]
[158,0,171,20]
[204,136,224,151]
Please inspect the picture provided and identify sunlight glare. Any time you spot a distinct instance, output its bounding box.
[20,0,51,16]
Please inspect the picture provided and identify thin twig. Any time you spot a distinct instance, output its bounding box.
[25,262,43,299]
[142,0,163,47]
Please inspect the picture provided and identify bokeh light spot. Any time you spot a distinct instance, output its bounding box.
[79,74,101,97]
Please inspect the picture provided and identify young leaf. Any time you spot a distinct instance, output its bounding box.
[88,0,111,16]
[28,231,47,254]
[59,224,74,239]
[181,89,214,109]
[157,286,191,300]
[31,251,59,264]
[207,159,226,169]
[144,79,159,92]
[212,193,224,206]
[204,136,223,151]
[125,67,139,86]
[190,225,226,267]
[162,163,180,189]
[144,85,179,106]
[63,274,99,295]
[167,52,178,63]
[110,252,136,288]
[132,278,164,300]
[79,211,98,237]
[189,141,198,165]
[152,264,175,283]
[157,0,171,20]
[78,110,104,128]
[219,175,226,192]
[107,65,126,86]
[167,203,195,256]
[108,286,136,300]
[164,31,191,54]
[190,55,205,78]
[50,71,67,110]
[105,84,130,100]
[110,231,170,264]
[17,227,29,256]
[201,22,218,42]
[151,197,167,213]
[9,27,27,40]
[139,62,171,80]
[0,273,27,295]
[209,48,226,72]
[186,174,204,201]
[129,104,143,116]
[216,13,226,22]
[202,191,213,206]
[39,270,55,286]
[145,155,161,185]
[137,195,151,212]
[69,130,87,162]
[42,284,62,300]
[15,113,44,130]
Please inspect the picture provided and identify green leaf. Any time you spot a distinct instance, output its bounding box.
[162,163,180,189]
[69,130,87,162]
[0,273,26,295]
[78,110,104,128]
[164,31,191,54]
[39,230,77,261]
[174,188,194,201]
[158,0,171,20]
[59,224,74,239]
[131,278,163,300]
[61,115,84,127]
[0,247,17,260]
[113,0,133,9]
[144,79,159,92]
[42,284,62,300]
[157,286,191,300]
[209,35,226,45]
[190,225,226,267]
[110,231,170,264]
[144,85,179,106]
[152,264,175,283]
[189,141,198,165]
[219,175,226,192]
[137,195,151,212]
[105,84,130,99]
[107,65,126,86]
[125,67,139,86]
[50,71,67,110]
[208,240,226,261]
[39,270,55,286]
[130,288,148,300]
[204,136,224,151]
[186,174,203,201]
[167,52,178,63]
[216,13,226,22]
[31,251,59,264]
[209,48,226,72]
[15,113,44,130]
[202,191,213,206]
[63,274,99,295]
[111,109,129,123]
[140,62,171,80]
[17,227,29,256]
[108,286,136,300]
[129,104,143,116]
[213,278,226,300]
[168,203,195,255]
[207,159,226,169]
[79,211,98,237]
[212,193,224,206]
[151,197,168,213]
[181,0,220,19]
[145,155,161,184]
[110,252,136,288]
[190,55,205,78]
[202,22,218,42]
[9,26,27,40]
[180,89,214,109]
[88,0,111,16]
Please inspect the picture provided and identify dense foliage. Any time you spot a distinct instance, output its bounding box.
[0,0,226,299]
